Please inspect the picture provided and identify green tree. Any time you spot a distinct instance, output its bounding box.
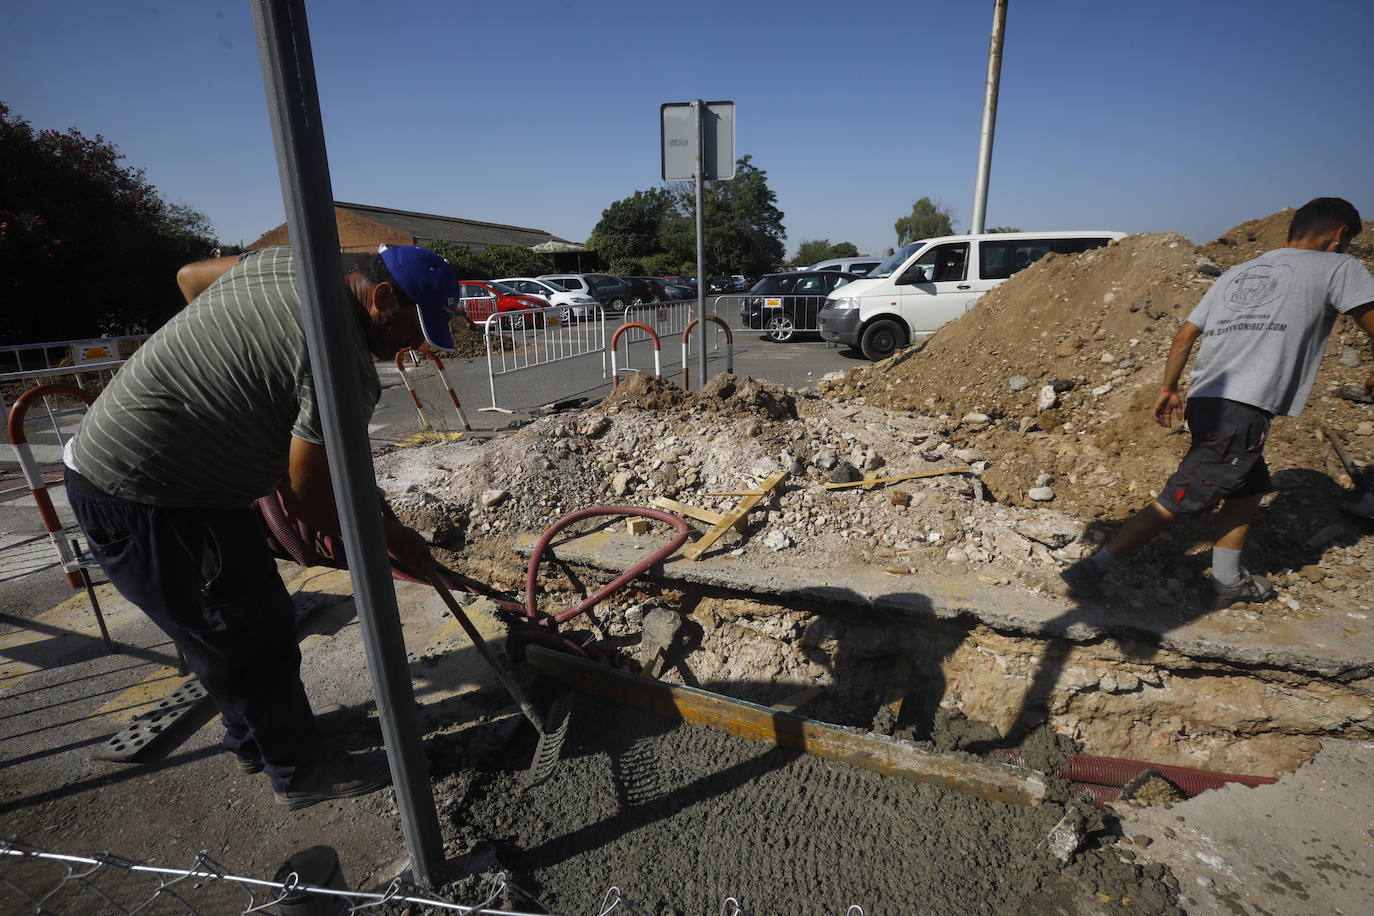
[893,197,954,246]
[0,103,217,342]
[987,226,1022,233]
[586,188,681,265]
[794,238,860,265]
[672,154,786,275]
[607,258,646,276]
[475,245,553,278]
[641,253,686,276]
[426,240,487,279]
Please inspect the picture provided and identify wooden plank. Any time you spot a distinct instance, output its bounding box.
[651,496,726,526]
[822,466,973,491]
[526,646,1047,807]
[680,471,786,561]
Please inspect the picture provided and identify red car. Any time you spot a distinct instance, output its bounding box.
[458,280,547,328]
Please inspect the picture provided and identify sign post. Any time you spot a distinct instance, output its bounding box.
[662,100,735,388]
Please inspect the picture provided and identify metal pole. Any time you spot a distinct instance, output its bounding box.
[249,0,444,886]
[970,0,1008,235]
[694,100,708,389]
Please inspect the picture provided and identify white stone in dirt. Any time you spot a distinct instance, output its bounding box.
[1046,810,1086,864]
[1100,352,1116,364]
[813,447,838,470]
[1034,473,1053,487]
[612,471,634,497]
[946,546,968,562]
[1038,385,1058,411]
[1091,383,1113,396]
[479,489,509,508]
[1340,348,1362,368]
[1355,421,1374,437]
[780,451,804,474]
[1008,375,1031,391]
[763,529,792,551]
[1028,486,1055,502]
[961,412,991,425]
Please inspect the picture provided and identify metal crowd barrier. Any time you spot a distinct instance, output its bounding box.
[712,293,830,341]
[482,305,607,410]
[0,335,149,410]
[616,301,728,375]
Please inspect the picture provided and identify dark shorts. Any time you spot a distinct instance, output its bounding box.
[1156,398,1273,516]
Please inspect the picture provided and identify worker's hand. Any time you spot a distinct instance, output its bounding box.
[1153,388,1184,427]
[385,518,434,575]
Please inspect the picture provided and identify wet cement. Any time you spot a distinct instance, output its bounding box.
[437,694,1181,915]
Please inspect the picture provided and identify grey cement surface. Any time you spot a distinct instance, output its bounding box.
[1129,739,1374,915]
[446,693,1181,915]
[512,527,1374,681]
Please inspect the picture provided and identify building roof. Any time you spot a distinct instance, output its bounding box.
[334,201,574,251]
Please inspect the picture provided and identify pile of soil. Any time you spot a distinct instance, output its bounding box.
[603,371,798,421]
[822,212,1374,522]
[435,695,1181,914]
[446,313,516,358]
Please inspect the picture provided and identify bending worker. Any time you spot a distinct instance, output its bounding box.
[1063,197,1374,608]
[64,244,456,809]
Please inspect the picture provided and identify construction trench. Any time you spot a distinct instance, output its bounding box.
[367,215,1374,914]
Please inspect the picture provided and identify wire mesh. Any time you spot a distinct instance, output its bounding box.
[2,839,868,915]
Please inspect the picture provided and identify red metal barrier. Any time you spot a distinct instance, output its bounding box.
[608,322,661,389]
[395,346,471,432]
[680,316,734,390]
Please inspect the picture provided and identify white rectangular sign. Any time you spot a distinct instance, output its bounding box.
[661,101,735,182]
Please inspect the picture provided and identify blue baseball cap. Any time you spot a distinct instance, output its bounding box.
[378,244,459,351]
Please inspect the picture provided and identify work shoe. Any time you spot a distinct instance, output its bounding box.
[272,753,390,811]
[1059,557,1105,598]
[233,704,352,775]
[1211,568,1274,610]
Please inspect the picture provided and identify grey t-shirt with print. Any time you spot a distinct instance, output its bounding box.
[69,247,381,508]
[1185,248,1374,417]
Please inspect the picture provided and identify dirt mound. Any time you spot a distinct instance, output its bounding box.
[824,216,1374,522]
[447,313,515,358]
[603,371,798,420]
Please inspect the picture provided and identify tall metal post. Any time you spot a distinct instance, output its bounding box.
[249,0,444,886]
[970,0,1008,235]
[694,100,708,389]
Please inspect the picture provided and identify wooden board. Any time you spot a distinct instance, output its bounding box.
[822,466,973,491]
[679,471,785,561]
[526,646,1047,807]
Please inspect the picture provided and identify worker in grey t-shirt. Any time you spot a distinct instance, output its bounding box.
[1063,197,1374,609]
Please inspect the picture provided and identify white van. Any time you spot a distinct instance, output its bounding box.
[807,256,883,276]
[817,231,1125,360]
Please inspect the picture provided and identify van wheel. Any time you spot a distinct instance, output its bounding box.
[764,314,796,342]
[860,319,905,361]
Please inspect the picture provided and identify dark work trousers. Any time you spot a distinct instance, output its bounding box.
[66,478,315,791]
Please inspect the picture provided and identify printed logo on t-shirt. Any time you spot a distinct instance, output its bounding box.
[1223,264,1292,311]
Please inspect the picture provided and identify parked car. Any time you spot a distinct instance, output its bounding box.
[740,270,860,342]
[620,276,657,304]
[807,256,883,276]
[730,275,752,291]
[457,280,546,328]
[819,230,1125,360]
[494,276,599,320]
[707,276,734,293]
[644,277,689,301]
[539,273,631,311]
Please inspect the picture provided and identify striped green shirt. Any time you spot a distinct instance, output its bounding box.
[70,247,381,508]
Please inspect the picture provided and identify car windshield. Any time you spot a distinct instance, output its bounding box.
[488,281,519,295]
[867,241,927,279]
[544,278,574,290]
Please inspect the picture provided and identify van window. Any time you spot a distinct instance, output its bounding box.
[1054,237,1112,255]
[979,240,1053,280]
[868,241,926,279]
[904,242,969,283]
[851,262,879,275]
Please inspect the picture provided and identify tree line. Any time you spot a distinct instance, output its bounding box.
[0,103,218,344]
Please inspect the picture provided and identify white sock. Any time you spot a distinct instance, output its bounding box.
[1091,548,1116,571]
[1212,547,1243,586]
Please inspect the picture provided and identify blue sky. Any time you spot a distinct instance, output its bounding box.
[4,0,1371,260]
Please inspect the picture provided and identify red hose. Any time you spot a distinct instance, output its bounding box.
[995,749,1277,804]
[523,506,691,625]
